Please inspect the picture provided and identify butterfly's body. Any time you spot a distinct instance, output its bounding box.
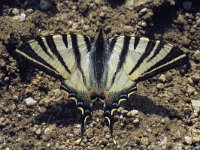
[11,30,189,136]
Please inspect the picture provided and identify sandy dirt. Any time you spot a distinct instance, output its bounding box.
[0,0,200,149]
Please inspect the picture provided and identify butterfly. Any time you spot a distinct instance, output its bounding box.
[11,29,189,138]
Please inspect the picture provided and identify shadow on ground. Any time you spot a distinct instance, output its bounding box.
[35,94,180,127]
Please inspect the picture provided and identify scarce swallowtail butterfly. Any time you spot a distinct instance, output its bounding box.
[11,29,189,137]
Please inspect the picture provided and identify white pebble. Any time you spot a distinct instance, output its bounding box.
[139,8,148,14]
[36,128,42,135]
[191,100,200,113]
[184,136,192,144]
[133,118,139,124]
[25,97,37,106]
[127,110,139,117]
[12,13,26,22]
[20,13,26,22]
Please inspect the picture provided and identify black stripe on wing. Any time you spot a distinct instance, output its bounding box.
[147,41,165,62]
[15,43,63,80]
[62,34,68,48]
[134,37,140,50]
[111,36,131,86]
[71,34,86,84]
[129,39,156,75]
[83,35,91,52]
[136,47,188,82]
[109,37,117,52]
[37,36,53,58]
[45,36,71,74]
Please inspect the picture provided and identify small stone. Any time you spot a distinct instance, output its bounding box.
[141,21,147,27]
[83,24,90,31]
[183,1,192,10]
[99,12,106,18]
[24,97,37,106]
[44,127,53,135]
[127,110,139,117]
[19,13,26,22]
[141,137,149,146]
[186,85,196,95]
[86,128,94,139]
[194,50,200,62]
[133,118,139,124]
[0,117,5,125]
[74,139,81,145]
[184,136,192,144]
[72,23,79,29]
[105,134,110,139]
[35,128,42,135]
[139,8,148,14]
[160,137,168,149]
[73,127,80,136]
[158,74,167,83]
[4,76,9,81]
[13,95,19,101]
[191,100,200,113]
[197,18,200,26]
[121,109,128,116]
[156,83,165,90]
[125,0,134,9]
[12,8,19,15]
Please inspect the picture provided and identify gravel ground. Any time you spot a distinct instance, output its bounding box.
[0,0,200,149]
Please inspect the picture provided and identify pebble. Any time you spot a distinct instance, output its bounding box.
[24,97,37,106]
[19,13,26,21]
[72,23,79,29]
[141,137,149,146]
[158,74,167,83]
[44,127,53,135]
[83,24,90,31]
[127,110,139,117]
[12,13,26,22]
[191,100,200,113]
[105,134,110,139]
[139,8,148,14]
[133,118,140,124]
[4,76,9,82]
[156,83,165,90]
[194,50,200,62]
[12,8,19,15]
[36,128,42,135]
[121,109,128,116]
[197,18,200,26]
[141,21,147,27]
[86,128,94,139]
[184,136,192,145]
[186,85,196,95]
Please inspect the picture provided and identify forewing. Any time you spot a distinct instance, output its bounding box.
[107,36,188,93]
[14,34,91,92]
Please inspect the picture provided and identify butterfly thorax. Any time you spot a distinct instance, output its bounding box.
[89,30,111,92]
